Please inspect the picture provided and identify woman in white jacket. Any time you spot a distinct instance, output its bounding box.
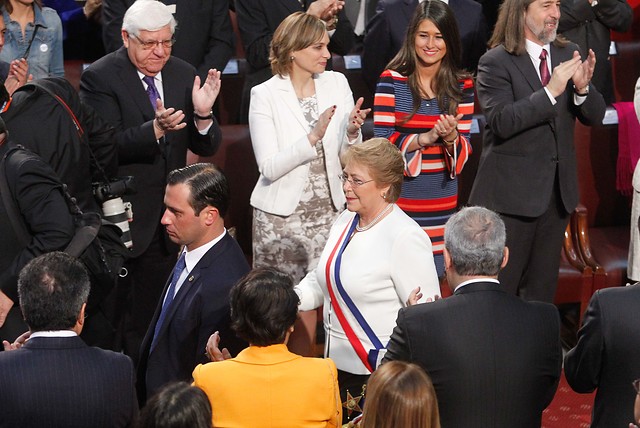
[249,12,369,354]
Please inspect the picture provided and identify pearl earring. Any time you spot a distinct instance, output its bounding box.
[290,56,295,60]
[382,193,387,199]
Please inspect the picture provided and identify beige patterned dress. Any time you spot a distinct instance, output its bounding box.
[253,95,341,282]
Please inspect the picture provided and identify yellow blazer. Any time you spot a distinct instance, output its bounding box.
[192,344,342,428]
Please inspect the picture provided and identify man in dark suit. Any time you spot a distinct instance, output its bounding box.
[361,0,488,92]
[559,0,632,105]
[80,0,222,362]
[137,163,249,403]
[384,206,562,428]
[468,0,606,302]
[235,0,355,122]
[564,284,640,427]
[0,252,137,428]
[101,0,235,81]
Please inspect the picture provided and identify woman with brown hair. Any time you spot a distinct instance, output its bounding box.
[373,0,474,277]
[249,11,369,355]
[358,361,440,428]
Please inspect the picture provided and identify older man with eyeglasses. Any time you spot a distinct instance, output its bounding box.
[79,0,221,364]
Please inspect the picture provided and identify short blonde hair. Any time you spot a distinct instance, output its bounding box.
[341,138,404,203]
[270,12,327,77]
[361,361,441,428]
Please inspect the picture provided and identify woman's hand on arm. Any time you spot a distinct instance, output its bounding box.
[205,331,232,362]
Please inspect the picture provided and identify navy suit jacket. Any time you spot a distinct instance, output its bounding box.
[384,281,562,428]
[79,48,221,257]
[0,335,137,428]
[469,42,606,217]
[362,0,488,92]
[564,284,640,428]
[137,232,250,403]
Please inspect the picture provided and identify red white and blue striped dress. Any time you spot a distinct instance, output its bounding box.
[374,69,474,275]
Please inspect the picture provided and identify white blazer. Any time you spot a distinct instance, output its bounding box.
[249,71,360,216]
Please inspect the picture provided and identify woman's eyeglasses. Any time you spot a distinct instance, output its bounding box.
[338,173,374,188]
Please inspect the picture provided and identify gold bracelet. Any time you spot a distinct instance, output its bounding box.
[442,131,458,145]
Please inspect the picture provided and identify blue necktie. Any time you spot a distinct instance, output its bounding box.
[142,75,160,110]
[151,252,186,350]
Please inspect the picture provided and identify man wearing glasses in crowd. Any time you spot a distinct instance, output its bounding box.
[79,0,222,363]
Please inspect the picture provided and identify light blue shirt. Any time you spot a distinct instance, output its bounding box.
[0,5,64,80]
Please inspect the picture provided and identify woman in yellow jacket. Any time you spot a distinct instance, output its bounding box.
[192,268,341,428]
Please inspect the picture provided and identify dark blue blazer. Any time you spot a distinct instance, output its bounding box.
[0,335,137,428]
[362,0,488,92]
[137,232,250,403]
[384,281,562,428]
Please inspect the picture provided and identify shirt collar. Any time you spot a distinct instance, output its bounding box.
[30,330,78,338]
[138,71,164,87]
[183,229,227,273]
[453,277,500,293]
[525,39,551,63]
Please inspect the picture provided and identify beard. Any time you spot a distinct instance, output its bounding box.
[526,16,558,44]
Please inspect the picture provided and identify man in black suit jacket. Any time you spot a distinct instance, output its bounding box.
[468,0,606,302]
[137,163,249,403]
[564,284,640,428]
[362,0,488,92]
[0,124,75,342]
[80,0,222,361]
[384,206,562,428]
[0,252,137,428]
[101,0,235,81]
[559,0,632,104]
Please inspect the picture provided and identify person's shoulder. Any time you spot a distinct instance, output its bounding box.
[165,55,197,75]
[381,69,405,79]
[39,6,63,24]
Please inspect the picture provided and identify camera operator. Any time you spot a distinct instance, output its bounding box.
[2,77,118,215]
[1,77,125,349]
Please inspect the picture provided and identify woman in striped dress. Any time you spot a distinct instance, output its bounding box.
[373,0,474,276]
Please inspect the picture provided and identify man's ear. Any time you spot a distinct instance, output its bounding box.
[443,248,453,272]
[501,247,509,269]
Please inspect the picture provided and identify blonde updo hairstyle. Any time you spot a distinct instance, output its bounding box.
[340,138,404,203]
[270,12,327,77]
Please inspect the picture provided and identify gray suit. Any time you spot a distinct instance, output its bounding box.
[469,42,606,301]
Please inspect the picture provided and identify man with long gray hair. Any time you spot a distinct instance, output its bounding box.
[384,206,562,427]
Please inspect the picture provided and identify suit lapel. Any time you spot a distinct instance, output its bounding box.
[274,75,310,132]
[115,48,156,120]
[149,235,230,352]
[511,50,543,94]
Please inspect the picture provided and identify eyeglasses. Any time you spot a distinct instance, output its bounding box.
[132,35,175,50]
[633,379,640,395]
[338,173,374,188]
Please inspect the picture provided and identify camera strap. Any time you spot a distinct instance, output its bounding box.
[21,81,111,186]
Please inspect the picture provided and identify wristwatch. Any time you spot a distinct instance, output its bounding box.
[574,84,590,96]
[194,110,214,120]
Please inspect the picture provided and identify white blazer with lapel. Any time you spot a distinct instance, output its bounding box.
[249,70,361,216]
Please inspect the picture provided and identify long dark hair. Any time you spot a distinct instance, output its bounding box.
[0,0,43,14]
[386,0,467,118]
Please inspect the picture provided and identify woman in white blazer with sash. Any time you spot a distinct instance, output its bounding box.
[249,12,369,356]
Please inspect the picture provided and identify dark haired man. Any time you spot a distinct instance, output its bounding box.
[469,0,606,303]
[384,206,562,427]
[0,252,137,428]
[137,163,249,403]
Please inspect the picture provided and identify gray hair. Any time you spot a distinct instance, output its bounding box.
[444,206,506,276]
[122,0,177,37]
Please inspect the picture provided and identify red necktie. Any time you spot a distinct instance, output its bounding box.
[539,49,550,86]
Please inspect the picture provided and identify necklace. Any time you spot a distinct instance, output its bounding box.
[356,204,393,232]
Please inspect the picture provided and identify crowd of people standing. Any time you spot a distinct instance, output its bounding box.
[0,0,636,426]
